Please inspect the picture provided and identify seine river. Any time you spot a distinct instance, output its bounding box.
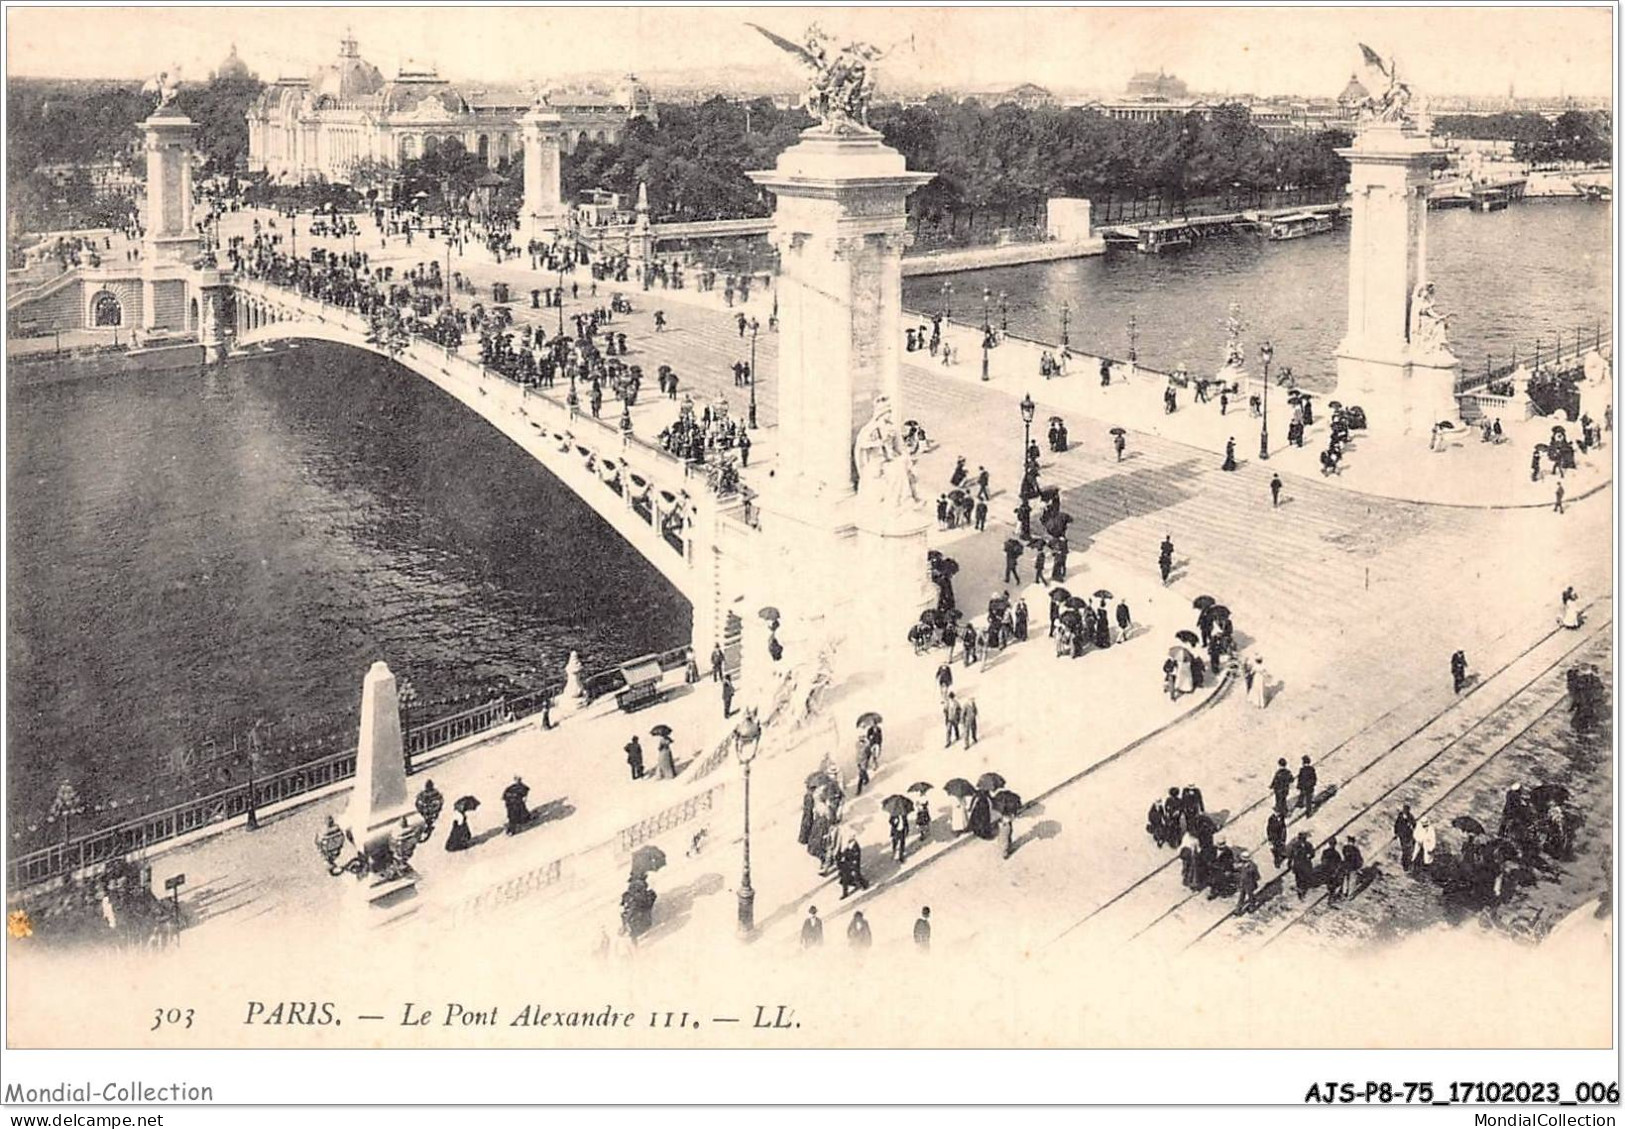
[903,200,1612,391]
[7,344,688,843]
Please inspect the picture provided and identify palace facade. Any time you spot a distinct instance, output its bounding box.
[246,35,654,183]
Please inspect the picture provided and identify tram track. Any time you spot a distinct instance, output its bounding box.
[1046,599,1611,954]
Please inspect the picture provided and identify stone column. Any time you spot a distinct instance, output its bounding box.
[521,104,564,239]
[747,127,935,653]
[1334,122,1461,435]
[140,109,202,335]
[342,662,418,894]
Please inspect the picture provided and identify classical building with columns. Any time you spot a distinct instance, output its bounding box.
[246,34,654,183]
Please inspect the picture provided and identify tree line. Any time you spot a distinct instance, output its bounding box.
[1433,110,1611,164]
[561,94,1354,237]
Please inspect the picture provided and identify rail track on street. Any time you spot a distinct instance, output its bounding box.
[1047,599,1611,955]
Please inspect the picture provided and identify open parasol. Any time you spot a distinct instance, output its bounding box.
[976,772,1007,793]
[856,712,883,730]
[1109,426,1126,436]
[1004,537,1025,556]
[1175,630,1201,645]
[907,781,933,795]
[881,795,915,818]
[1048,587,1072,604]
[1436,420,1455,430]
[1210,605,1232,622]
[1066,596,1087,609]
[629,844,668,878]
[650,724,673,738]
[1093,589,1113,600]
[758,606,780,622]
[943,778,976,799]
[1451,815,1487,836]
[991,790,1024,817]
[1193,595,1217,611]
[454,795,481,814]
[806,770,833,789]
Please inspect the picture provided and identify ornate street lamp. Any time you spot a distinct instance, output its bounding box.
[982,287,992,333]
[1128,314,1138,372]
[1020,393,1036,463]
[1259,340,1275,460]
[556,259,566,337]
[940,279,953,321]
[999,290,1009,337]
[733,708,762,936]
[748,319,759,429]
[1061,301,1070,348]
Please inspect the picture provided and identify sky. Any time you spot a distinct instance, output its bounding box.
[6,5,1615,100]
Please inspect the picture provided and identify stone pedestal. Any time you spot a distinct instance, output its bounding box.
[1334,122,1461,435]
[745,126,935,654]
[140,110,201,335]
[521,105,564,239]
[342,661,418,899]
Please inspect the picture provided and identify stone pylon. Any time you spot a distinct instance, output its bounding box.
[744,126,935,672]
[140,108,201,335]
[521,101,564,239]
[1334,121,1462,434]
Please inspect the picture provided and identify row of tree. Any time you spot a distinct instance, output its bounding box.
[1434,110,1611,164]
[560,95,1355,234]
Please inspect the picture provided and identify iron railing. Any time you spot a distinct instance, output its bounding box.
[7,643,693,894]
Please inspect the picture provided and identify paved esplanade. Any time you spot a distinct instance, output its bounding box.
[188,205,1611,958]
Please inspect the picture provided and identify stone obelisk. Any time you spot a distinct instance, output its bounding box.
[342,661,418,898]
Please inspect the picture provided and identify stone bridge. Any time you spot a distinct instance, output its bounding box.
[232,278,757,660]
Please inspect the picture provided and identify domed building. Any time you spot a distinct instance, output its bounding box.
[213,43,256,82]
[247,36,654,182]
[1337,73,1372,112]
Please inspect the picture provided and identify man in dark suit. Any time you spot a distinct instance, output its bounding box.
[625,736,645,781]
[1297,756,1318,817]
[1271,758,1294,818]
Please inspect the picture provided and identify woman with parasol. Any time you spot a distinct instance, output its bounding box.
[651,725,678,780]
[1560,585,1583,630]
[1246,654,1269,708]
[1093,593,1113,649]
[969,773,1003,840]
[446,795,479,851]
[944,778,974,834]
[908,782,934,843]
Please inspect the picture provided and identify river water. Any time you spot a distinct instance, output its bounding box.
[903,200,1612,391]
[7,344,688,844]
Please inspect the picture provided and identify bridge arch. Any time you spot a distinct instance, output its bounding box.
[225,282,740,656]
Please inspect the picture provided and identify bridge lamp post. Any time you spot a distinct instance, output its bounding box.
[748,320,759,429]
[733,711,762,937]
[556,261,566,337]
[999,290,1009,337]
[1020,393,1036,465]
[940,279,952,322]
[1258,340,1274,461]
[1061,301,1070,349]
[982,287,992,333]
